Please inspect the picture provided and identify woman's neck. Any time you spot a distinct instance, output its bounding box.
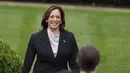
[48,27,60,36]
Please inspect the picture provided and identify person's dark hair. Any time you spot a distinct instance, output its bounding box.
[41,5,65,31]
[77,45,100,72]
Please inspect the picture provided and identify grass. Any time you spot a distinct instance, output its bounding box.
[0,2,130,73]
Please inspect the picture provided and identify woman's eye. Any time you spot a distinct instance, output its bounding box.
[56,16,60,18]
[50,16,54,18]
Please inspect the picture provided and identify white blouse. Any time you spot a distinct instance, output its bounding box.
[47,28,59,57]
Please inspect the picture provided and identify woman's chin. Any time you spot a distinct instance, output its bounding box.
[51,27,59,30]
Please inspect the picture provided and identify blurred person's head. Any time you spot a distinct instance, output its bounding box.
[41,5,65,31]
[57,45,100,73]
[77,45,100,73]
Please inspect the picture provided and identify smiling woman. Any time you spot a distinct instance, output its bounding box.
[21,5,79,73]
[46,9,61,31]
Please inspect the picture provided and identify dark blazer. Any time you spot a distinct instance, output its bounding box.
[21,29,79,73]
[56,69,80,73]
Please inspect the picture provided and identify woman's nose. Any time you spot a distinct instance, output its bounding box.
[53,17,57,21]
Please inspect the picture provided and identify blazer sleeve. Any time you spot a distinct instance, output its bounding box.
[21,35,36,73]
[68,33,79,70]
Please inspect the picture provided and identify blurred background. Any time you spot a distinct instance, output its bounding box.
[0,0,130,73]
[1,0,130,7]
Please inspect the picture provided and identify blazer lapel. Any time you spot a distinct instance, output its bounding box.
[40,29,67,60]
[56,30,67,59]
[40,29,56,60]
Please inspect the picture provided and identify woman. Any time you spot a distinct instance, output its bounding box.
[21,5,79,73]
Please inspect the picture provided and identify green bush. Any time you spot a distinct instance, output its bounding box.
[0,40,22,73]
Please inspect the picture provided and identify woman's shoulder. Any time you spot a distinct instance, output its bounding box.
[62,30,74,36]
[31,29,46,37]
[28,31,43,41]
[30,32,40,38]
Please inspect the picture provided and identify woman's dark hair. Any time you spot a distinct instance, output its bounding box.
[77,45,100,72]
[41,5,65,31]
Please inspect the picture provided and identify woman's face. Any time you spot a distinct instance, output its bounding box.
[46,9,61,30]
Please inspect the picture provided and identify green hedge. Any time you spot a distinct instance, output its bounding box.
[0,40,22,73]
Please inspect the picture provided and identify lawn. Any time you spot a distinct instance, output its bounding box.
[0,2,130,73]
